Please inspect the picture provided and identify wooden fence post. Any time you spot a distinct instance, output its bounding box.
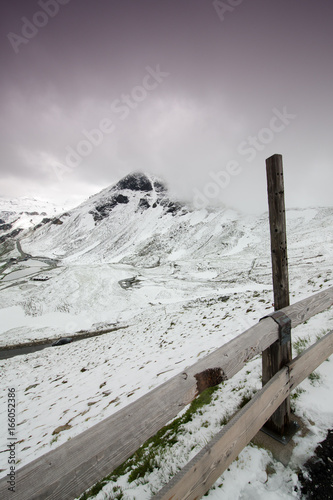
[262,154,292,437]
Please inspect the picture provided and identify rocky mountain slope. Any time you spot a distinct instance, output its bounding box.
[0,172,332,345]
[0,174,332,499]
[0,197,68,246]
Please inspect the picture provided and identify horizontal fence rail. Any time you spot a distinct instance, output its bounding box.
[0,287,332,500]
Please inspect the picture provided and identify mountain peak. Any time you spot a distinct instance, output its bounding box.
[83,172,171,223]
[114,172,167,193]
[114,172,153,192]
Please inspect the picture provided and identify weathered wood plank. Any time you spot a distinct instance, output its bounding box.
[0,319,279,500]
[283,287,333,327]
[263,154,291,434]
[154,329,333,500]
[265,153,290,311]
[154,367,290,500]
[289,330,333,390]
[0,288,331,500]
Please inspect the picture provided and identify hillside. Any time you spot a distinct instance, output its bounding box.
[0,174,332,499]
[0,173,331,346]
[0,197,69,245]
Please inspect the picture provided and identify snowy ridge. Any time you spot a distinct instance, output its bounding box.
[0,173,332,499]
[0,173,332,343]
[0,196,68,239]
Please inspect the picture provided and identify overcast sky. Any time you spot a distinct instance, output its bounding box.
[1,0,332,213]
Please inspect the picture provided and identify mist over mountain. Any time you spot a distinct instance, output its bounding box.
[0,171,332,499]
[1,171,332,270]
[0,171,331,345]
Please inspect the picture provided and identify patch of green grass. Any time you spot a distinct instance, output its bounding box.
[124,385,220,483]
[316,329,330,341]
[293,335,311,356]
[308,371,321,385]
[128,455,160,483]
[290,387,305,400]
[79,480,109,500]
[111,485,124,499]
[231,384,245,393]
[186,385,220,416]
[238,392,253,409]
[290,387,305,412]
[220,414,230,426]
[78,385,221,499]
[219,386,258,428]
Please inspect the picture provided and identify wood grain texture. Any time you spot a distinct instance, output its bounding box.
[0,320,279,500]
[289,329,333,390]
[265,154,290,311]
[263,154,291,434]
[0,288,331,500]
[154,368,290,500]
[154,329,333,500]
[283,287,333,327]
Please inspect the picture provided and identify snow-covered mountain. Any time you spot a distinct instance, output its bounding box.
[0,196,68,244]
[0,171,332,346]
[3,172,332,270]
[15,172,190,264]
[0,173,332,499]
[0,172,270,269]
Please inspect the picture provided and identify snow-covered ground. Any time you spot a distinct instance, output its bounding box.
[0,196,71,239]
[0,176,332,498]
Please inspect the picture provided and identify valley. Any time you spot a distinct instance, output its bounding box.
[0,173,332,499]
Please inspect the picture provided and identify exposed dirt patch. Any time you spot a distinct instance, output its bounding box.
[52,423,72,435]
[298,429,333,499]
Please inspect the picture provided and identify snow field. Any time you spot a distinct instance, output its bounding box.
[0,191,332,498]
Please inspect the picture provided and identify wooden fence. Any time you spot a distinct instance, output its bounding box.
[1,286,332,500]
[155,302,333,499]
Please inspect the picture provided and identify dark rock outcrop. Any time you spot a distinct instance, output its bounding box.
[138,198,151,210]
[114,173,153,192]
[91,194,129,222]
[52,218,63,225]
[0,228,22,244]
[0,223,13,232]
